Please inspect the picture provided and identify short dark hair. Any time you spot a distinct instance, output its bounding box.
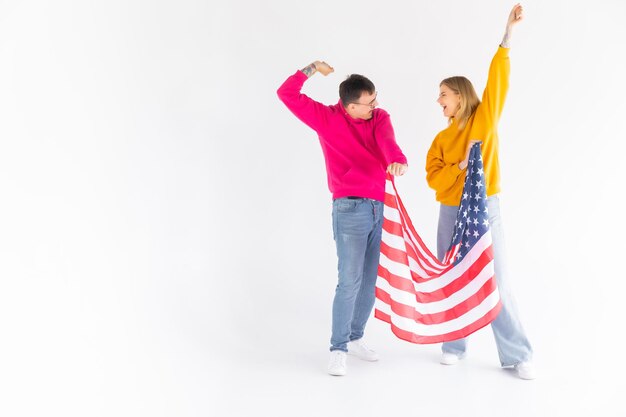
[339,74,375,106]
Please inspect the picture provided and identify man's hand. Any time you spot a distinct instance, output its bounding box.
[387,163,408,177]
[301,60,334,78]
[313,60,334,76]
[459,139,481,170]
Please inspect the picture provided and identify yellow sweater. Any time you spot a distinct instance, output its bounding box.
[426,47,510,205]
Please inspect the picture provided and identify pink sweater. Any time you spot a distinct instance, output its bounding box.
[277,70,407,202]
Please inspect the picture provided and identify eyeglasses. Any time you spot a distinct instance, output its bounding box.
[350,92,378,109]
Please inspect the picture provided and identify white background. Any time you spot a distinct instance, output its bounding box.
[1,0,625,416]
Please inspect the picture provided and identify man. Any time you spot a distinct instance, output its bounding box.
[277,60,408,376]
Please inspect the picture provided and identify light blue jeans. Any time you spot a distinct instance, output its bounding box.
[438,195,533,367]
[330,197,384,352]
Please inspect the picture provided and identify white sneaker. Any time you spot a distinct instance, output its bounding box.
[514,361,536,380]
[440,352,461,365]
[327,351,347,376]
[347,339,379,362]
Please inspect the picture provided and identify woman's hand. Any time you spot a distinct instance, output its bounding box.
[507,3,524,28]
[501,4,524,48]
[459,140,481,171]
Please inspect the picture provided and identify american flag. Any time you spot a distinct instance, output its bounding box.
[375,144,502,344]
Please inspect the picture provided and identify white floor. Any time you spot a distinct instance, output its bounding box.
[1,317,620,417]
[1,260,623,417]
[207,322,622,417]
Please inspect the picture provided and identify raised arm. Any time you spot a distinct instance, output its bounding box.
[476,4,524,131]
[500,3,524,48]
[276,60,335,132]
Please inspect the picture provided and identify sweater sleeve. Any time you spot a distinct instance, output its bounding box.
[374,111,408,166]
[276,70,331,133]
[425,138,463,194]
[479,47,510,127]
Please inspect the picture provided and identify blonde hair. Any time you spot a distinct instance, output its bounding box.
[440,76,480,129]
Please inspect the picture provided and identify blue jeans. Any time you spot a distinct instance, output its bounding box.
[330,197,384,352]
[438,195,533,366]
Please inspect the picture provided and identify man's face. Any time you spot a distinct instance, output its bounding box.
[346,91,378,120]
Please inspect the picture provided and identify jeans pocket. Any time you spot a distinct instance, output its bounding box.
[335,199,358,213]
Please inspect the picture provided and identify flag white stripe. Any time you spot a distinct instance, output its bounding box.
[379,232,492,292]
[383,194,444,273]
[396,204,443,270]
[383,206,401,224]
[379,251,412,280]
[375,288,500,336]
[381,229,407,252]
[377,259,495,314]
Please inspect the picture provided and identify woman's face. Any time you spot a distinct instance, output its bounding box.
[437,84,461,118]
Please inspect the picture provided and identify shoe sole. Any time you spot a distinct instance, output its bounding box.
[347,352,379,362]
[440,355,461,365]
[328,370,346,376]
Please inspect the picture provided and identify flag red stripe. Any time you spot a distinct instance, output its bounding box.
[378,246,493,303]
[374,301,502,344]
[390,186,441,270]
[379,241,442,283]
[382,218,446,276]
[385,189,442,272]
[376,275,498,325]
[379,241,491,292]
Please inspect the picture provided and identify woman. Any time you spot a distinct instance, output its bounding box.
[425,3,535,380]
